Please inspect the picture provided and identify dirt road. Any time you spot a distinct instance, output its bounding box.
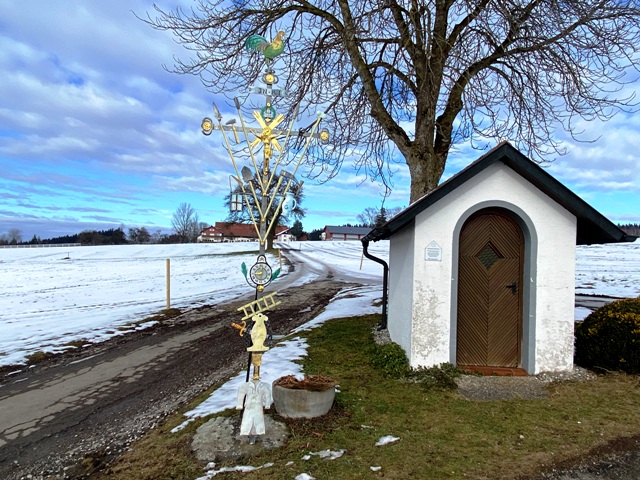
[0,253,356,480]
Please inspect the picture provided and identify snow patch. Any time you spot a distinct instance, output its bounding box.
[375,435,400,446]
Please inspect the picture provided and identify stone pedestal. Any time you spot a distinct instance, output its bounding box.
[191,414,288,463]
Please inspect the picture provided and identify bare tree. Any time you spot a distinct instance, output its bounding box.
[386,206,403,219]
[143,1,640,202]
[172,203,200,243]
[128,227,140,244]
[357,206,403,227]
[357,207,381,228]
[150,229,164,244]
[128,227,151,244]
[138,227,152,244]
[7,228,22,244]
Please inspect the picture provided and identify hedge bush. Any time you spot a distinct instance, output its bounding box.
[369,342,411,378]
[407,363,464,391]
[574,297,640,374]
[369,342,465,390]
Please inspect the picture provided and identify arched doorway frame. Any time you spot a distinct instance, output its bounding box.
[449,201,539,374]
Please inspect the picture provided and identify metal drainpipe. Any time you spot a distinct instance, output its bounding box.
[361,238,388,330]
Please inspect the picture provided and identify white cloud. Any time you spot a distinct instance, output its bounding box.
[0,0,636,240]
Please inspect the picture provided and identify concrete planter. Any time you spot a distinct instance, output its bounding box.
[272,375,336,419]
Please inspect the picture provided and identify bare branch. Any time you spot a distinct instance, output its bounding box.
[143,0,640,202]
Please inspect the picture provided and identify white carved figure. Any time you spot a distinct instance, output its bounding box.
[236,379,272,439]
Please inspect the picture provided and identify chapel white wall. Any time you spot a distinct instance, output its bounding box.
[388,162,577,373]
[407,191,459,368]
[387,226,414,355]
[529,193,576,373]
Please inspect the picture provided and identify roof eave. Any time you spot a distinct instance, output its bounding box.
[365,142,631,246]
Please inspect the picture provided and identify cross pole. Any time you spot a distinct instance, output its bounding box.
[201,53,330,287]
[202,108,328,256]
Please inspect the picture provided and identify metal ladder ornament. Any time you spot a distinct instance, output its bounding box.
[237,291,281,320]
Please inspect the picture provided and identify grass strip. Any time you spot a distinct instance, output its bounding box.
[93,314,640,480]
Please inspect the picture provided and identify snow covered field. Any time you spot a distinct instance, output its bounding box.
[575,240,640,297]
[0,243,277,367]
[0,239,638,368]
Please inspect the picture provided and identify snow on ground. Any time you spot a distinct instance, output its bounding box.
[0,239,638,368]
[574,307,593,322]
[172,285,381,432]
[279,240,389,287]
[575,239,640,298]
[1,238,638,479]
[0,243,282,367]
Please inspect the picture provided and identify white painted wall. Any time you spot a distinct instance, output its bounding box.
[529,194,576,373]
[387,226,415,355]
[387,162,577,374]
[409,191,459,368]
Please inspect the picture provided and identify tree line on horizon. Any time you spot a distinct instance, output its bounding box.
[4,224,321,246]
[3,219,637,247]
[0,204,388,246]
[0,199,373,246]
[619,223,640,237]
[0,227,183,247]
[8,205,631,246]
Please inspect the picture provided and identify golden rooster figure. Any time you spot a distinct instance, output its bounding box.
[245,30,286,60]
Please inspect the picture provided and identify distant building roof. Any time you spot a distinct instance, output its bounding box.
[325,226,372,235]
[275,228,291,237]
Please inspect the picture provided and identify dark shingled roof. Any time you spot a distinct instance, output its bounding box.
[363,142,635,246]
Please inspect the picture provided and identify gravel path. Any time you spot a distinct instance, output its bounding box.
[455,367,597,401]
[0,279,346,480]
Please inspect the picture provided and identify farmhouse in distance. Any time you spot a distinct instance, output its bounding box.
[197,222,290,243]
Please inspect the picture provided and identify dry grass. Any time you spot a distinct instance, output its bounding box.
[25,350,54,365]
[64,339,89,349]
[274,374,336,391]
[92,315,640,480]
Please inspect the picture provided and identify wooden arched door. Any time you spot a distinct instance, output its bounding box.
[457,210,524,368]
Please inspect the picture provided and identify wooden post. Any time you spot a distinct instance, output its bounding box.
[166,259,171,310]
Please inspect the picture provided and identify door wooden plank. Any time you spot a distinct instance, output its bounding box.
[457,210,523,368]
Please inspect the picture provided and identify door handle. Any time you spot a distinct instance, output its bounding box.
[505,282,517,294]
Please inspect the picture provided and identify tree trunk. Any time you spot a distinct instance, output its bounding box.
[406,148,447,203]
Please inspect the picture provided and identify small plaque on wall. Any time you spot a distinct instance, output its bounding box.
[425,241,442,261]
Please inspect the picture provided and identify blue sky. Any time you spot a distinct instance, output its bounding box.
[0,1,638,241]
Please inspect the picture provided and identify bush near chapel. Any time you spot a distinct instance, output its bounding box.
[369,342,463,390]
[575,297,640,374]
